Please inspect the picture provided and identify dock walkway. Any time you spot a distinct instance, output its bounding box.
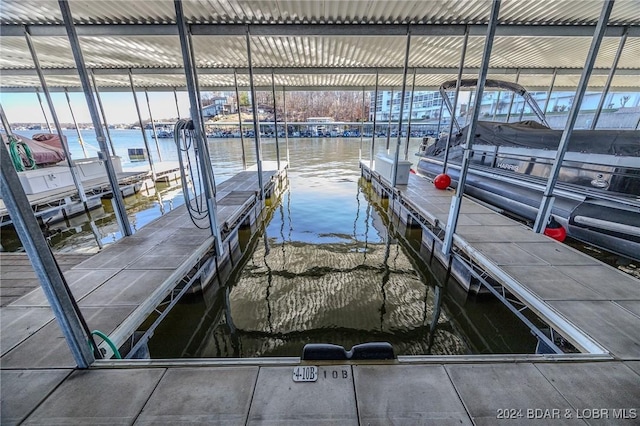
[362,161,640,360]
[2,358,639,424]
[1,163,286,369]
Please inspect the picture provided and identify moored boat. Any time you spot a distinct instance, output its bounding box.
[416,79,640,261]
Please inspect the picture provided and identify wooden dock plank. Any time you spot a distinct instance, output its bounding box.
[546,301,640,359]
[534,362,640,413]
[247,366,358,425]
[134,367,258,425]
[625,361,640,376]
[11,269,120,307]
[554,265,640,300]
[0,307,54,357]
[78,270,175,307]
[470,242,550,266]
[22,369,166,425]
[1,306,137,368]
[354,365,472,425]
[617,301,640,318]
[0,253,92,307]
[513,242,601,266]
[446,364,582,425]
[501,266,607,301]
[0,369,73,426]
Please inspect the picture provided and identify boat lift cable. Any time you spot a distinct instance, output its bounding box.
[48,246,103,360]
[174,119,211,229]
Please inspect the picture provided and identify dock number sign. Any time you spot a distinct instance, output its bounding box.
[292,366,318,382]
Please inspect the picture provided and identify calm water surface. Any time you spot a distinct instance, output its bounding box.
[143,135,538,357]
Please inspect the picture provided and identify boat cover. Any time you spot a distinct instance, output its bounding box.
[2,133,66,166]
[430,121,640,157]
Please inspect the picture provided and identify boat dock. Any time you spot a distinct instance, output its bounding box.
[2,161,639,425]
[128,161,185,186]
[1,162,287,366]
[361,160,640,358]
[0,161,188,228]
[0,170,148,227]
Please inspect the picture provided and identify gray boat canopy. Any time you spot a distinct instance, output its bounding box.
[440,78,550,129]
[427,120,640,158]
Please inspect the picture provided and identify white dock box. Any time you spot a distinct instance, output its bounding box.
[374,154,412,185]
[75,156,122,180]
[17,166,74,194]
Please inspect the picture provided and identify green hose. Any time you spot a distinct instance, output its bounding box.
[90,330,122,359]
[8,136,37,172]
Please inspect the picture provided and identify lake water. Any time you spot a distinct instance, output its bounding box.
[6,128,632,357]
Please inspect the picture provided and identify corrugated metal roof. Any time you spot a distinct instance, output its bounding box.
[1,0,639,91]
[2,0,639,26]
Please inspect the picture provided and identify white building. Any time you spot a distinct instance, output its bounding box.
[370,89,640,129]
[202,95,234,118]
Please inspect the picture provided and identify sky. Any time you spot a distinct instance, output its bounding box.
[0,91,194,125]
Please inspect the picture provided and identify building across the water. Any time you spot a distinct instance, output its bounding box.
[370,89,640,129]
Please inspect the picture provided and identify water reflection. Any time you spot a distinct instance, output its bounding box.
[156,181,469,358]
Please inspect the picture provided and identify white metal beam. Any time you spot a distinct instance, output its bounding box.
[2,23,638,38]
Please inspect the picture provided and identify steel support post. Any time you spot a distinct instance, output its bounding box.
[174,0,223,254]
[234,70,247,170]
[89,70,116,156]
[436,25,469,161]
[518,93,526,121]
[534,0,615,233]
[492,90,502,121]
[441,89,458,131]
[246,27,265,199]
[443,27,469,174]
[591,27,628,130]
[0,105,12,137]
[435,101,445,136]
[360,87,365,161]
[64,88,89,158]
[0,149,95,368]
[542,69,558,115]
[173,88,181,118]
[35,89,52,133]
[24,27,88,204]
[271,71,281,170]
[442,0,501,256]
[58,0,132,237]
[188,30,207,139]
[403,69,417,161]
[128,71,157,181]
[369,71,379,169]
[144,88,163,161]
[391,29,411,187]
[282,86,290,165]
[386,89,394,152]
